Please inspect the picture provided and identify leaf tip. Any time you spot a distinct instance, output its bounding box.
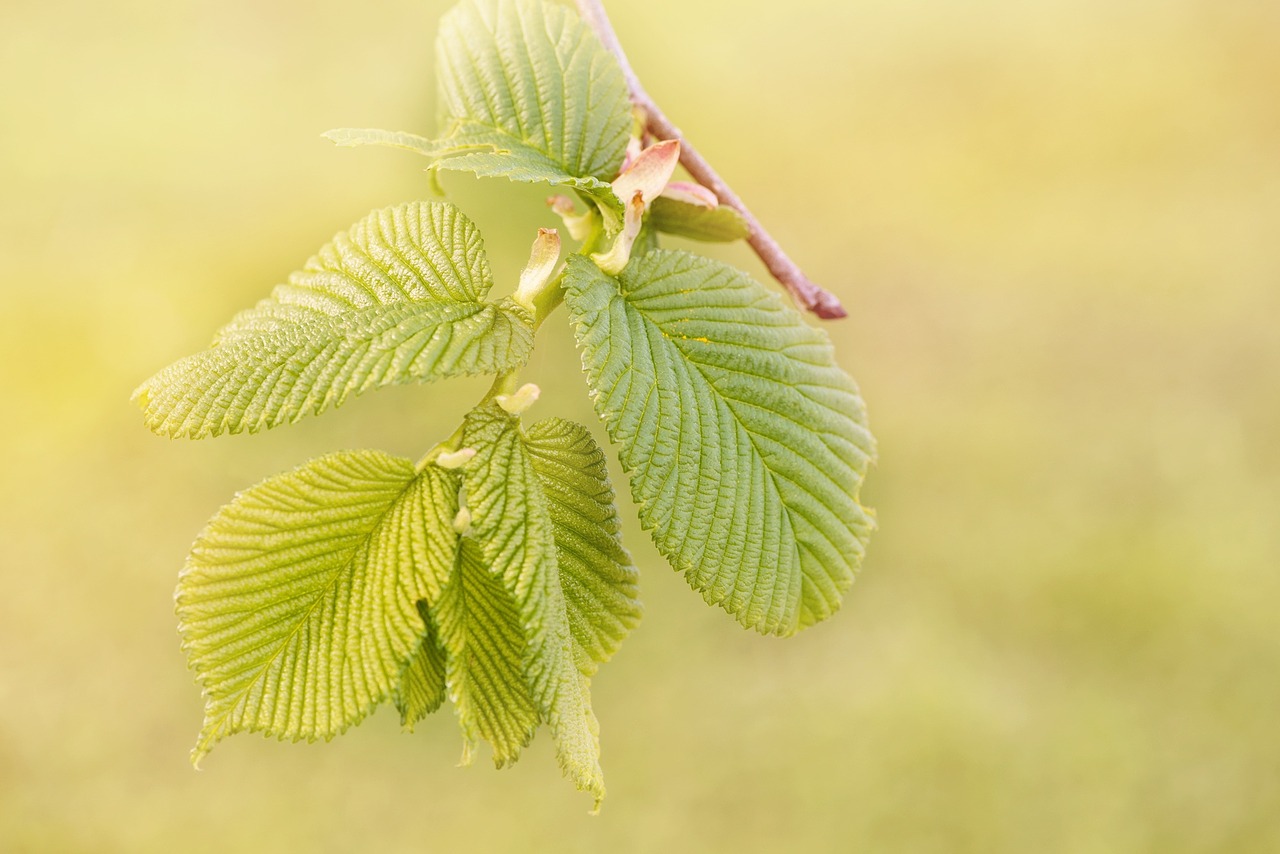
[129,382,150,408]
[319,128,347,146]
[190,741,210,770]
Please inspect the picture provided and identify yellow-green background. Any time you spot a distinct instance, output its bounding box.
[3,0,1278,850]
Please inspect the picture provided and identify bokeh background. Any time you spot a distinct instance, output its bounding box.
[3,0,1278,850]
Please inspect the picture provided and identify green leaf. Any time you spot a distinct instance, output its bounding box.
[462,404,606,806]
[134,202,533,438]
[176,452,459,761]
[524,418,641,676]
[432,0,632,208]
[434,537,541,766]
[393,603,449,730]
[562,251,876,636]
[649,196,751,243]
[321,128,492,159]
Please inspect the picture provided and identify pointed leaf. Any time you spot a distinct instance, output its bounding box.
[394,603,449,730]
[322,127,492,159]
[562,251,876,636]
[432,0,631,209]
[649,196,750,243]
[434,538,541,765]
[524,418,641,675]
[177,453,460,760]
[463,404,605,805]
[135,202,533,438]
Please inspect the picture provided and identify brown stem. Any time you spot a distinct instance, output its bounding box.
[574,0,847,319]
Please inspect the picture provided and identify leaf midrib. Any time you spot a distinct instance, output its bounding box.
[615,282,812,623]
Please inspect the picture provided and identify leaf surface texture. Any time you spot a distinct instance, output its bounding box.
[177,453,459,759]
[524,418,641,675]
[563,250,876,635]
[394,604,449,729]
[135,202,532,438]
[462,405,611,804]
[432,0,631,206]
[434,537,542,765]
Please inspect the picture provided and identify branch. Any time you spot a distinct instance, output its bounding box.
[574,0,847,320]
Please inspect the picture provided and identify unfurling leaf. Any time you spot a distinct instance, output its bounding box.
[563,250,876,636]
[177,453,459,762]
[513,229,562,313]
[591,191,646,274]
[611,139,681,211]
[135,202,532,438]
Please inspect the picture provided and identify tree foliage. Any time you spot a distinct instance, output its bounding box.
[137,0,874,809]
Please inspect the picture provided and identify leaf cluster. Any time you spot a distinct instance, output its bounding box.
[135,0,874,807]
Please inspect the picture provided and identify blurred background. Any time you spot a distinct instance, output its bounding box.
[2,0,1278,850]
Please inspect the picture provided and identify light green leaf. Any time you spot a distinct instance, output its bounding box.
[321,127,492,159]
[432,0,631,208]
[649,196,750,243]
[524,418,641,676]
[562,251,876,636]
[134,202,533,438]
[430,129,624,221]
[434,538,541,766]
[394,603,449,730]
[462,404,605,806]
[177,452,459,761]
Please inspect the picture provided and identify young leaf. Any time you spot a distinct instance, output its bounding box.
[524,418,641,676]
[432,0,632,210]
[393,603,449,730]
[649,196,751,243]
[134,202,533,438]
[434,538,541,766]
[176,453,460,761]
[321,128,492,159]
[562,251,876,636]
[462,404,606,806]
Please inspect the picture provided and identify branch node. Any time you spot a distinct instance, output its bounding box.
[574,0,848,320]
